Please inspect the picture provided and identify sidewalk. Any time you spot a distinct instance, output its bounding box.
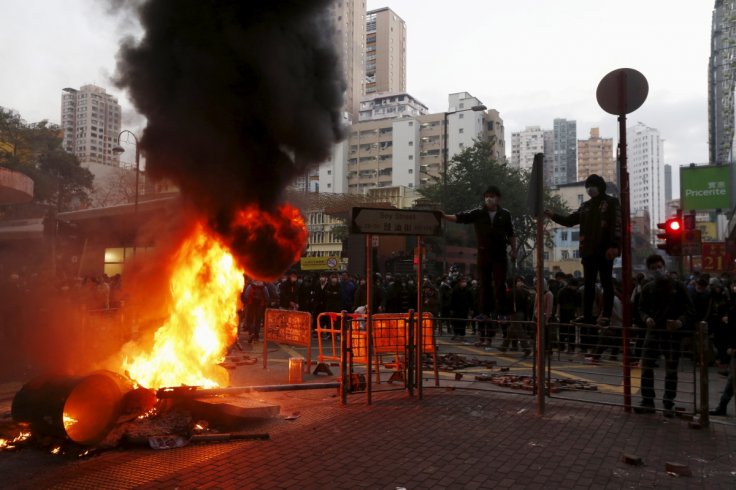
[2,383,736,489]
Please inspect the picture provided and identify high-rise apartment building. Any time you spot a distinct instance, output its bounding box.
[365,7,407,96]
[331,0,366,121]
[577,127,616,184]
[709,0,736,207]
[510,126,549,172]
[664,164,672,203]
[61,84,121,167]
[628,122,665,238]
[319,92,503,194]
[552,118,577,185]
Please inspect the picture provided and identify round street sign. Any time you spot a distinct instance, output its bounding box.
[596,68,648,115]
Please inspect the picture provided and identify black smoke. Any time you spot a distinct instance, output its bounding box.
[113,0,345,277]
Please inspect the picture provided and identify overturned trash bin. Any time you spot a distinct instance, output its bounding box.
[11,370,134,445]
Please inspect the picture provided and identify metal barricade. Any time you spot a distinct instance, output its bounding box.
[315,311,438,391]
[423,314,709,416]
[542,320,698,414]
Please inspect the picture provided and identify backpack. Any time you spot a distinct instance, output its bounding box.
[248,284,266,307]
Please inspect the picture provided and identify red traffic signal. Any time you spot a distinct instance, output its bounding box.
[656,218,683,255]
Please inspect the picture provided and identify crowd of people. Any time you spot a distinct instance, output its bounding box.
[236,256,735,416]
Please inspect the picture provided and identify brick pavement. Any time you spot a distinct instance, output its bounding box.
[3,386,736,489]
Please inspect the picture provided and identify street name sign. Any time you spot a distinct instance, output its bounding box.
[350,207,442,236]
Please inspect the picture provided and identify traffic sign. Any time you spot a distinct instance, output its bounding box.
[596,68,649,115]
[350,207,443,236]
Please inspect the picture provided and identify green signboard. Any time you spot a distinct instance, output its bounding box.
[680,165,730,211]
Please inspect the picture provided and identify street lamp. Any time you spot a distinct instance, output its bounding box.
[112,130,140,215]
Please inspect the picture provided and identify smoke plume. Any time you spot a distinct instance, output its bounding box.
[114,0,345,278]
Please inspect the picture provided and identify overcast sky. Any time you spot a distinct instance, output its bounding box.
[0,0,715,177]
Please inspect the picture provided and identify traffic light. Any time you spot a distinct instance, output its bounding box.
[656,217,683,255]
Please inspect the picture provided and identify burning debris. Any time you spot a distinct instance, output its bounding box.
[113,0,345,281]
[4,370,280,456]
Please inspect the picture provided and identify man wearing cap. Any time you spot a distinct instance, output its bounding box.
[544,174,622,328]
[442,185,517,324]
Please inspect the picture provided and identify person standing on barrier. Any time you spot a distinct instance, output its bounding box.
[442,185,517,322]
[635,254,695,416]
[544,174,621,329]
[709,303,736,416]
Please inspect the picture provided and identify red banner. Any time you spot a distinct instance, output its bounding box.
[701,242,732,273]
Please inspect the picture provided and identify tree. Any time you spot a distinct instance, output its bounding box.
[0,107,93,212]
[419,139,569,275]
[91,167,138,208]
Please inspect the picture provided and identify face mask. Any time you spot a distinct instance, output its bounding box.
[651,270,665,280]
[485,197,497,207]
[586,187,599,198]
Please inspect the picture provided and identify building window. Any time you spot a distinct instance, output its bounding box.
[408,141,413,146]
[408,169,413,174]
[459,128,464,134]
[561,231,568,241]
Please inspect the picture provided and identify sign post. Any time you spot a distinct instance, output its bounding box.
[597,67,649,414]
[350,207,442,403]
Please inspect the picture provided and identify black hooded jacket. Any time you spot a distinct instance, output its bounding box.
[549,175,622,258]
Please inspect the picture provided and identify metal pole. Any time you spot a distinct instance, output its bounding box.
[366,235,373,406]
[442,112,449,273]
[535,213,545,415]
[157,382,341,398]
[698,321,710,427]
[617,71,633,413]
[134,144,140,216]
[416,236,424,399]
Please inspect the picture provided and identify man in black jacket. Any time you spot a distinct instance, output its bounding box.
[635,254,695,416]
[544,174,621,327]
[442,185,517,321]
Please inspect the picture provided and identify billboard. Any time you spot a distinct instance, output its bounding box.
[680,165,730,211]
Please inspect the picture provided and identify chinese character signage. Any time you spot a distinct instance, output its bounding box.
[680,165,730,211]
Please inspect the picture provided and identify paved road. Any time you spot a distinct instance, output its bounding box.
[1,334,735,488]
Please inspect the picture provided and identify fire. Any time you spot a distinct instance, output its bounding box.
[0,432,31,450]
[122,221,244,389]
[227,204,308,281]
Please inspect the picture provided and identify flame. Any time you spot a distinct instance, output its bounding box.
[227,204,308,281]
[122,222,244,389]
[0,431,31,450]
